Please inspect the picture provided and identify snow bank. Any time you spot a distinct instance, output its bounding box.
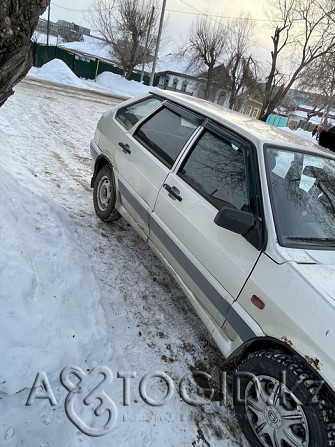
[95,72,152,97]
[28,59,151,98]
[28,59,88,89]
[0,130,109,394]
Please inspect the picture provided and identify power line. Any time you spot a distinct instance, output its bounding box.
[51,0,274,56]
[176,0,273,54]
[51,1,271,21]
[51,2,89,12]
[166,8,271,22]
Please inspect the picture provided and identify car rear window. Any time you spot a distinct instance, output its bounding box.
[135,106,202,168]
[115,97,162,131]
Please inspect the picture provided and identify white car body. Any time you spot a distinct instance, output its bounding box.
[90,89,335,397]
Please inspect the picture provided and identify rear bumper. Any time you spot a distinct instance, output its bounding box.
[90,140,102,187]
[90,140,100,164]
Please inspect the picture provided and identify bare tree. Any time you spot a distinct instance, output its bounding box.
[89,0,159,79]
[182,15,229,100]
[299,52,335,125]
[0,0,49,108]
[259,0,335,122]
[225,12,259,109]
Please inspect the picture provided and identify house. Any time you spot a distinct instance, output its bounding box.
[155,57,231,104]
[240,98,262,119]
[195,64,231,107]
[155,54,202,96]
[233,85,264,119]
[156,71,198,96]
[36,18,91,42]
[287,105,335,130]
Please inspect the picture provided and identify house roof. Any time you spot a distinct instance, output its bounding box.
[155,70,199,81]
[197,63,230,85]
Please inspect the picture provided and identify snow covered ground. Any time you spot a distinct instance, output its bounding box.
[0,78,249,446]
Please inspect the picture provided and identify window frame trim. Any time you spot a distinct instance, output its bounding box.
[175,122,266,249]
[132,101,205,169]
[176,126,251,211]
[115,96,163,131]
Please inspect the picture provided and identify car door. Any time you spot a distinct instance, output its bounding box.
[114,101,204,236]
[150,122,263,329]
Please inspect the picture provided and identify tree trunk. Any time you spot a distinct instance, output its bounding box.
[0,0,49,108]
[228,55,240,109]
[204,65,214,100]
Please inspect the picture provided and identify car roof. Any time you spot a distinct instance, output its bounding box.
[150,88,335,158]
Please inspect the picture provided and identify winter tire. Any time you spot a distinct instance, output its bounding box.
[233,349,335,447]
[93,165,121,221]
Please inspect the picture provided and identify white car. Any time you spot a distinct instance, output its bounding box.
[90,89,335,447]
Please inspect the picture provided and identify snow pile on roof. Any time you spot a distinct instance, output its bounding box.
[61,35,112,61]
[156,53,194,74]
[95,71,152,97]
[0,130,110,394]
[138,53,204,76]
[32,32,59,46]
[28,59,88,89]
[291,109,308,118]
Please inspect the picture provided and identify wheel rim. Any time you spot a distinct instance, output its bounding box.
[244,375,309,447]
[97,175,112,211]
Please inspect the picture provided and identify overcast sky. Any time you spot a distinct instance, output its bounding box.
[42,0,274,65]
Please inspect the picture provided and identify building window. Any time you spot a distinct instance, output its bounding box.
[245,106,252,116]
[164,75,170,88]
[252,108,259,118]
[181,80,188,91]
[172,77,179,90]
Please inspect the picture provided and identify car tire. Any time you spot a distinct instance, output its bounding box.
[233,349,335,447]
[93,165,121,222]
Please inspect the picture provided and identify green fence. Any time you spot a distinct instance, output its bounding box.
[31,42,157,86]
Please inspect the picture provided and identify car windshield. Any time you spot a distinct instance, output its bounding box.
[265,147,335,248]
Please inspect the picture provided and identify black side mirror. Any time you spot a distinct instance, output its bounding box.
[214,207,255,234]
[214,207,263,250]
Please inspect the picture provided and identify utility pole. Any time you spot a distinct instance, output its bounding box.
[140,6,155,83]
[46,1,51,46]
[149,0,166,87]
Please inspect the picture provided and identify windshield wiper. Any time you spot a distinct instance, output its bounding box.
[286,236,335,244]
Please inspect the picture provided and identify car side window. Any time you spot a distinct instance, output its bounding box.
[178,130,250,210]
[115,97,162,131]
[134,106,202,168]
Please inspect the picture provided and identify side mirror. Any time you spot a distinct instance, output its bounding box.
[214,207,263,250]
[214,207,255,235]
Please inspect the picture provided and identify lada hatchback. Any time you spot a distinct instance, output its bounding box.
[90,89,335,447]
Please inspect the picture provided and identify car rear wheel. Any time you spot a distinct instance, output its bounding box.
[93,165,121,221]
[233,349,335,447]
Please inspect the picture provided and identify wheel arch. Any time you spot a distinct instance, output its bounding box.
[91,155,113,188]
[224,336,334,396]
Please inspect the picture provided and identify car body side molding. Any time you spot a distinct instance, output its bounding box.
[118,179,257,342]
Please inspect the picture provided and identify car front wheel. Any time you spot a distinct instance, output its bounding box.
[233,349,334,447]
[93,165,121,222]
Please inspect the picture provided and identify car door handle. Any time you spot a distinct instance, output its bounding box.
[163,183,182,202]
[119,142,131,154]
